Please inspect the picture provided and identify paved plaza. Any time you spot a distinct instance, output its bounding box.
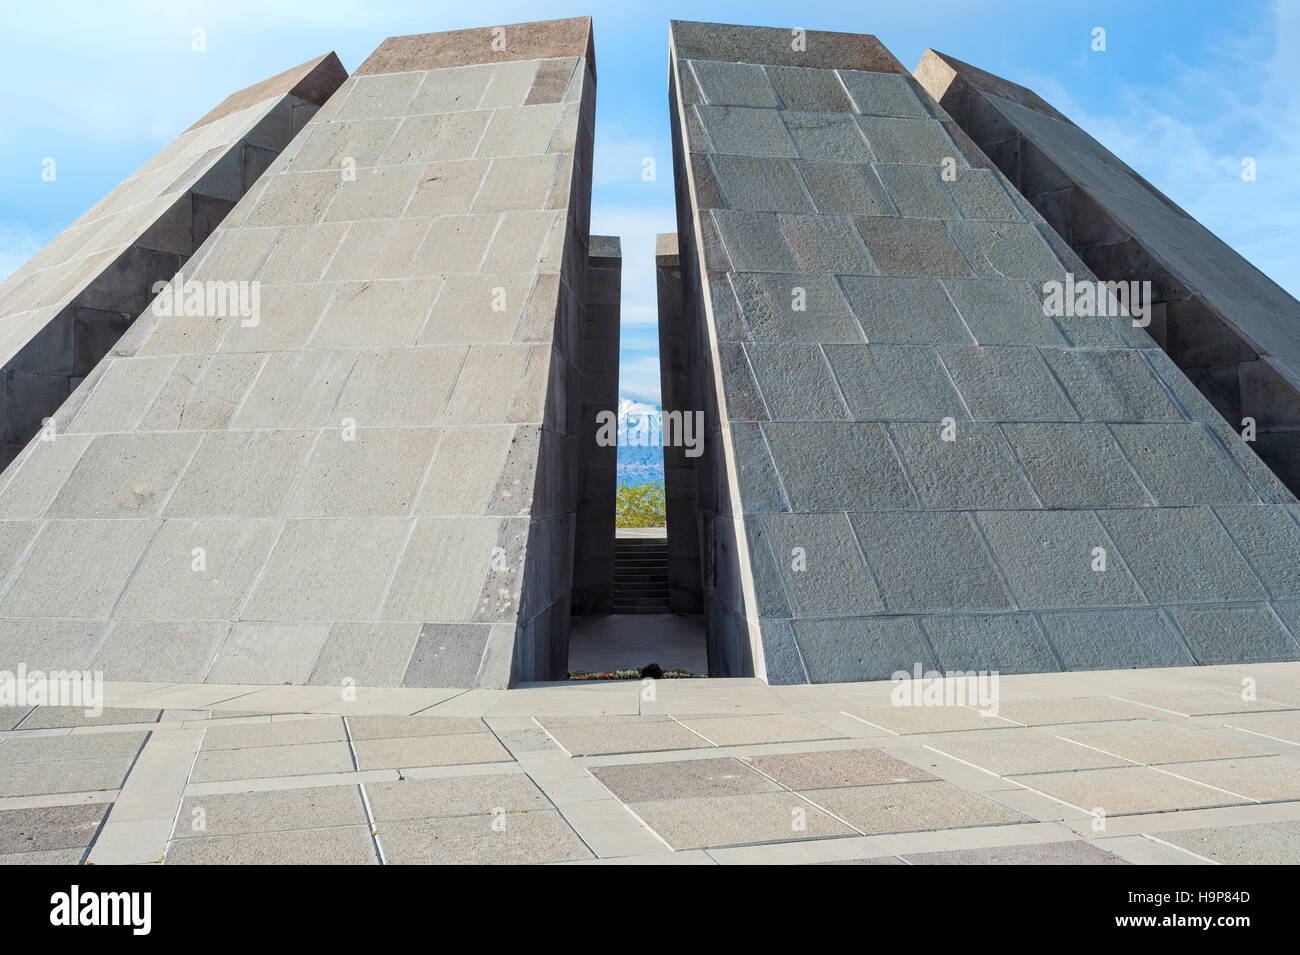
[3,662,1299,864]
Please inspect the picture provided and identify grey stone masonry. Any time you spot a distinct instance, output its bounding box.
[668,19,1300,683]
[572,235,620,614]
[916,50,1300,493]
[0,54,347,471]
[657,233,704,613]
[0,18,598,688]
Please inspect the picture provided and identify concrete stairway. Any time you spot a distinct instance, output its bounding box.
[613,538,670,614]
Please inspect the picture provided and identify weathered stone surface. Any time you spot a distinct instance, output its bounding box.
[0,21,600,688]
[665,20,1300,682]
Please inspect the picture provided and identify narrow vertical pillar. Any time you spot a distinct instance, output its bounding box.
[656,233,703,614]
[572,235,621,614]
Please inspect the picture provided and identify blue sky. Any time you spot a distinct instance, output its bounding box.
[2,1,1297,406]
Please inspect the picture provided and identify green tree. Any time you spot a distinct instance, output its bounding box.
[616,480,666,528]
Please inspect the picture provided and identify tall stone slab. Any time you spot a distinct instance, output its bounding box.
[916,50,1300,492]
[667,20,1300,683]
[0,54,347,469]
[0,18,597,688]
[572,235,620,615]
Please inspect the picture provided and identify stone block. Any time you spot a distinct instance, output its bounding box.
[889,422,1036,508]
[164,429,316,517]
[1214,505,1300,600]
[688,59,779,108]
[1098,507,1266,604]
[1040,348,1182,421]
[241,518,409,620]
[857,115,959,164]
[745,344,849,420]
[875,163,958,218]
[206,623,334,684]
[778,214,875,273]
[942,278,1067,345]
[938,344,1077,421]
[764,421,915,510]
[757,512,882,616]
[1002,423,1149,507]
[1169,605,1300,664]
[696,105,797,156]
[854,216,971,277]
[710,155,812,212]
[1109,423,1257,505]
[946,220,1067,281]
[781,111,873,162]
[795,160,894,215]
[729,272,860,342]
[851,510,1010,613]
[838,276,971,344]
[825,344,963,421]
[0,519,157,619]
[792,615,936,682]
[767,66,853,112]
[921,613,1060,674]
[976,509,1144,608]
[402,623,492,687]
[309,622,421,687]
[838,70,928,118]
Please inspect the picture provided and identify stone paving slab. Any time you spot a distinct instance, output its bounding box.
[928,731,1131,775]
[741,747,937,788]
[175,785,367,838]
[806,780,1031,834]
[631,791,854,849]
[1153,819,1300,865]
[1162,756,1300,803]
[900,840,1128,864]
[11,707,163,730]
[0,803,107,855]
[196,717,346,750]
[1014,766,1245,814]
[0,757,138,797]
[1056,722,1274,764]
[538,715,714,755]
[676,713,844,746]
[378,810,591,864]
[591,757,779,802]
[351,733,512,770]
[366,774,548,820]
[191,741,355,783]
[166,825,378,865]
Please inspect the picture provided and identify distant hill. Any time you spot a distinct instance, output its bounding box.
[617,398,665,486]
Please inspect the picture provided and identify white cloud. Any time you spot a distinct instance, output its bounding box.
[1018,2,1300,296]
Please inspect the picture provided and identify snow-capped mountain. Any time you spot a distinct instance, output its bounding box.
[616,398,665,486]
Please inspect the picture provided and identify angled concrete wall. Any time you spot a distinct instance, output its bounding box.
[668,19,1300,683]
[916,50,1300,492]
[655,232,704,614]
[0,54,346,470]
[0,18,597,688]
[572,234,620,615]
